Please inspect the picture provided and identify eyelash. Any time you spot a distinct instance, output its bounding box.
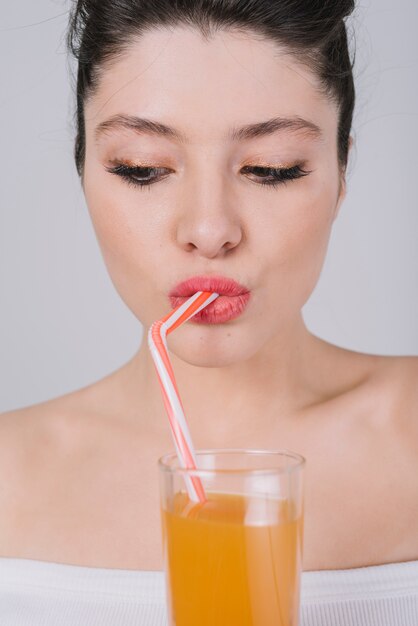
[104,162,311,190]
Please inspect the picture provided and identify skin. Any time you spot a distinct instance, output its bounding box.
[0,27,417,572]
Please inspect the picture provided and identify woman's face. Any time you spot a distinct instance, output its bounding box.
[83,27,347,367]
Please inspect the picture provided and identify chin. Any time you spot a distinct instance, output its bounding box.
[166,324,261,368]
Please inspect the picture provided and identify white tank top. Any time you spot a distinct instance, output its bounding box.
[0,556,417,625]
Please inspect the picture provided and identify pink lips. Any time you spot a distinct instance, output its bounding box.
[168,274,251,324]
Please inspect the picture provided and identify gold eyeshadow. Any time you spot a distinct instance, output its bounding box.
[243,161,298,169]
[107,159,158,168]
[108,159,301,170]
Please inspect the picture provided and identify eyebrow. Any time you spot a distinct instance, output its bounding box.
[94,114,322,143]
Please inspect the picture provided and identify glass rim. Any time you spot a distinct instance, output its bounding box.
[158,447,306,477]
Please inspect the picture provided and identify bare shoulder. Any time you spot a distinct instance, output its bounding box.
[0,392,90,486]
[347,353,418,461]
[0,359,150,490]
[0,377,156,565]
[0,375,134,518]
[311,335,417,402]
[0,384,92,441]
[0,394,85,546]
[0,360,135,445]
[313,338,418,435]
[369,354,418,406]
[0,375,126,484]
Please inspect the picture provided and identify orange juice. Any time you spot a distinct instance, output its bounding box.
[162,491,303,626]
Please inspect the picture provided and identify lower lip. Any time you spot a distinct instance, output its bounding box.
[169,292,251,324]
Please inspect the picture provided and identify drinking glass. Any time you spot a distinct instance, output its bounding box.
[159,448,305,626]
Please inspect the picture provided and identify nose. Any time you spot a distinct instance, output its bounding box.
[175,173,243,259]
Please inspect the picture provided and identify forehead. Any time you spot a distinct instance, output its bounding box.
[85,26,337,144]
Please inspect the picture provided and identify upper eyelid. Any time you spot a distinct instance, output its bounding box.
[106,163,304,173]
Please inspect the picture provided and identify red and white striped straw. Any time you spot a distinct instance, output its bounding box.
[147,291,220,503]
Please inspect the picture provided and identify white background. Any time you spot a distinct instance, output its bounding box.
[1,0,417,412]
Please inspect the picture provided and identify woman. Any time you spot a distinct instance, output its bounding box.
[0,0,417,624]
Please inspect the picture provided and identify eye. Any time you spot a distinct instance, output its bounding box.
[105,162,312,190]
[241,164,311,188]
[104,163,171,189]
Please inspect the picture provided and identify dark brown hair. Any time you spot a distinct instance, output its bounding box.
[67,0,356,180]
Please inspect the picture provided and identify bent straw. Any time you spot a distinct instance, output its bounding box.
[148,291,220,502]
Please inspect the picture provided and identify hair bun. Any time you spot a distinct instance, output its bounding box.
[340,0,355,20]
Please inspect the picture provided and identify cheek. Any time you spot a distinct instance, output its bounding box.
[257,178,338,301]
[84,161,154,264]
[83,172,163,312]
